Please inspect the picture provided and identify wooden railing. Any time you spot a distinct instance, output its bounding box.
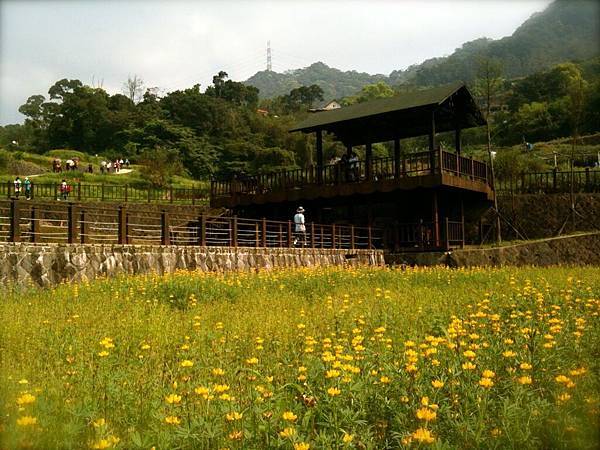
[0,199,382,249]
[391,218,464,251]
[211,149,490,198]
[496,168,600,194]
[1,181,209,205]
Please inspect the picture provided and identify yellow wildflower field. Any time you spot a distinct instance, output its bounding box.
[1,266,599,449]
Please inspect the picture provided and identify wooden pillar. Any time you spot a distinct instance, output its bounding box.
[365,142,373,180]
[444,217,450,251]
[432,191,440,248]
[232,216,238,247]
[30,207,40,243]
[261,217,267,247]
[310,222,315,248]
[429,110,436,174]
[394,138,401,179]
[455,127,462,155]
[80,209,89,244]
[199,214,207,246]
[9,199,20,242]
[287,220,293,247]
[460,197,465,248]
[161,210,170,245]
[346,143,352,157]
[118,205,127,244]
[350,225,355,250]
[332,224,336,249]
[67,203,77,244]
[316,130,323,184]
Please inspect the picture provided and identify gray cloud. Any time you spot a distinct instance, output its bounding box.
[0,0,551,124]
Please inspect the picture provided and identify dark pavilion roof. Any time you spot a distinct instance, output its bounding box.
[290,82,486,146]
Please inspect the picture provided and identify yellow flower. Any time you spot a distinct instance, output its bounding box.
[482,370,495,379]
[380,376,391,384]
[214,384,230,393]
[16,393,36,405]
[503,350,516,358]
[16,416,37,426]
[282,411,297,422]
[431,379,444,388]
[228,430,243,440]
[462,362,476,371]
[517,376,532,385]
[165,393,182,404]
[246,357,259,365]
[98,351,109,357]
[212,368,225,376]
[463,350,476,359]
[195,386,210,397]
[180,360,194,368]
[226,411,243,421]
[327,387,341,396]
[416,407,437,422]
[279,427,296,438]
[412,427,435,444]
[90,439,111,449]
[519,362,532,370]
[326,369,341,378]
[557,393,571,402]
[479,377,494,388]
[294,443,310,450]
[555,375,571,384]
[343,433,354,443]
[92,418,106,428]
[164,416,181,425]
[18,379,29,385]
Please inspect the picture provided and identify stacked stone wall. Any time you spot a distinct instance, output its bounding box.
[0,244,384,287]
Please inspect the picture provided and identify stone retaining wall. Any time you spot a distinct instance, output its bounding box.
[387,231,600,267]
[0,243,385,287]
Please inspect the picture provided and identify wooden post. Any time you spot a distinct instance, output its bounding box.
[9,198,20,242]
[278,223,283,247]
[80,209,89,244]
[350,225,355,250]
[67,203,77,244]
[147,188,151,203]
[479,218,484,245]
[161,210,170,245]
[169,187,174,204]
[316,130,323,184]
[287,220,293,247]
[432,191,440,248]
[118,206,127,244]
[429,110,436,174]
[470,157,475,179]
[199,214,207,246]
[261,218,267,247]
[332,224,336,248]
[455,152,460,175]
[367,225,372,249]
[460,198,465,248]
[30,206,40,243]
[124,184,128,202]
[54,183,58,201]
[394,139,401,179]
[255,222,259,247]
[365,142,373,181]
[444,217,450,251]
[320,225,324,249]
[6,180,11,199]
[455,127,462,155]
[310,222,315,248]
[77,182,82,201]
[232,215,238,247]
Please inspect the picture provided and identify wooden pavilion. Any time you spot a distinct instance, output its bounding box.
[211,82,494,251]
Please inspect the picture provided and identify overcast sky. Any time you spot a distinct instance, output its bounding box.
[0,0,552,125]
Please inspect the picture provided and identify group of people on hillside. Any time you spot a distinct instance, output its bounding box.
[100,158,129,174]
[13,177,71,201]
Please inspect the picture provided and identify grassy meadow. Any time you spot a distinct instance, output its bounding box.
[1,266,599,449]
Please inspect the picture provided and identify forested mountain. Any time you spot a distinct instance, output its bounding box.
[245,0,600,97]
[245,62,387,101]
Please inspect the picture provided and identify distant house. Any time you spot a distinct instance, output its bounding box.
[309,100,341,113]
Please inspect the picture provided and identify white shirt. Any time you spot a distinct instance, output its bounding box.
[294,213,305,232]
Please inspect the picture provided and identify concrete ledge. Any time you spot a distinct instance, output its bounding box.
[386,231,600,267]
[0,243,385,287]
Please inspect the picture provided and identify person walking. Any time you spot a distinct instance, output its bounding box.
[293,206,306,247]
[23,177,32,200]
[60,179,69,201]
[13,176,22,198]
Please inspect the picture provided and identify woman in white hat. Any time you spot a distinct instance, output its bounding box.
[293,207,306,246]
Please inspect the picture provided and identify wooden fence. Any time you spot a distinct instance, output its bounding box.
[211,149,490,198]
[496,168,600,195]
[0,200,381,249]
[2,181,209,205]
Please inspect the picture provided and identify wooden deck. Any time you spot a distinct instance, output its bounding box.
[211,149,494,208]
